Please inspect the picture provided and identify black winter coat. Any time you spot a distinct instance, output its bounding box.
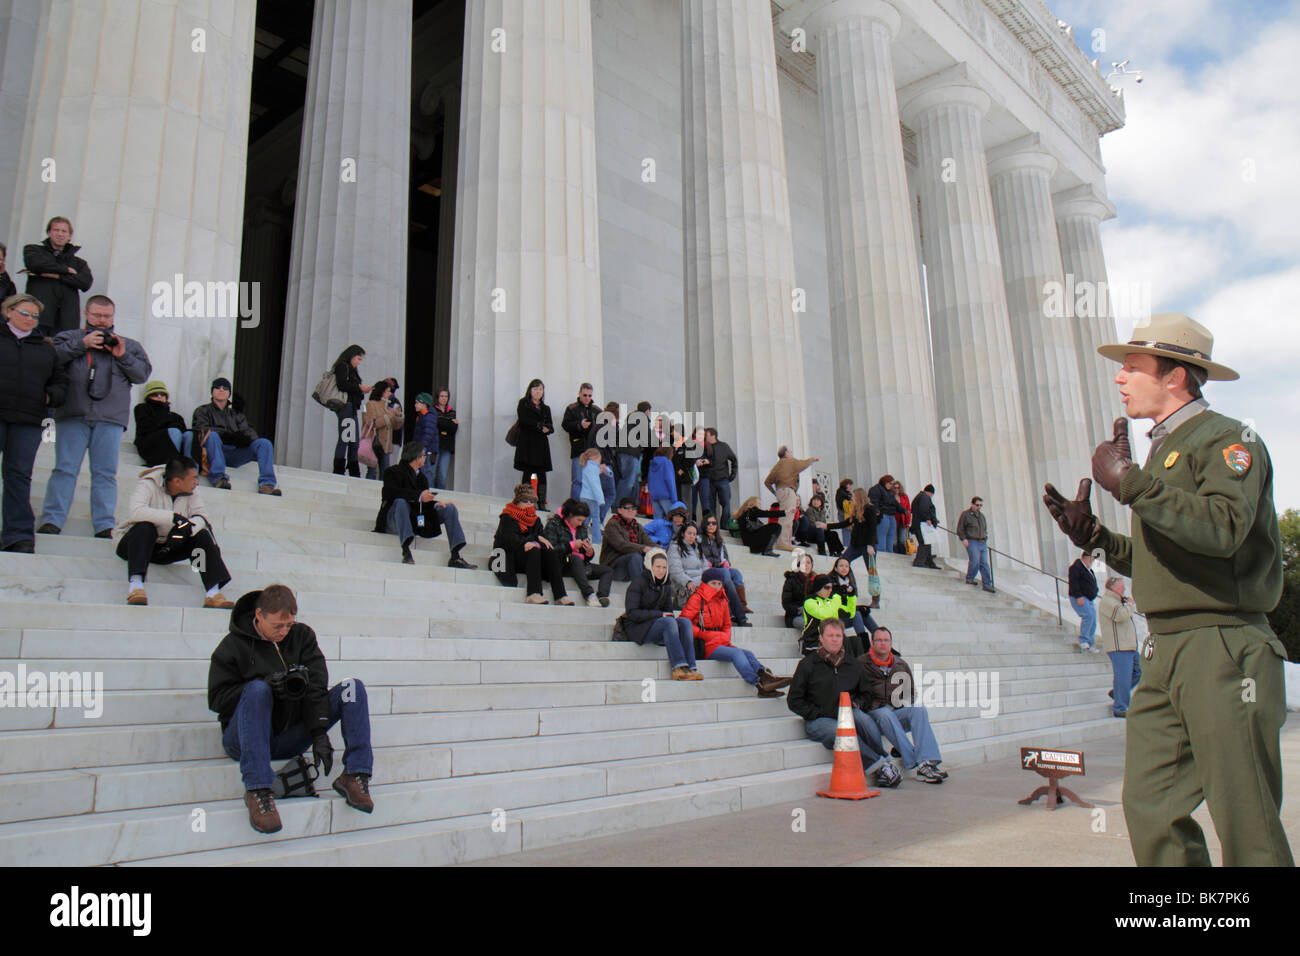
[0,322,68,424]
[22,240,93,333]
[623,568,676,644]
[513,398,553,473]
[787,652,873,722]
[868,481,900,517]
[739,506,783,552]
[133,400,188,466]
[782,570,811,627]
[207,590,331,735]
[492,510,545,558]
[561,399,600,459]
[1068,559,1099,600]
[192,401,259,447]
[703,440,737,484]
[0,271,15,301]
[332,357,365,408]
[435,404,458,454]
[828,507,880,549]
[910,491,937,530]
[375,462,442,537]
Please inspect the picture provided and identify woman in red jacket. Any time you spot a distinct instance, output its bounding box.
[893,480,911,554]
[681,568,791,697]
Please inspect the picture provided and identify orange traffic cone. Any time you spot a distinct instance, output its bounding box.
[816,691,881,800]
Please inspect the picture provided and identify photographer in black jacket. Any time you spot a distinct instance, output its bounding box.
[208,585,375,834]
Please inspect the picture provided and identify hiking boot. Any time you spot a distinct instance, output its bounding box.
[586,594,602,608]
[873,763,902,788]
[401,544,415,565]
[126,589,148,606]
[671,665,692,681]
[757,669,792,692]
[332,772,374,813]
[245,788,282,833]
[684,668,703,681]
[258,485,282,496]
[982,585,996,594]
[756,686,785,698]
[915,763,944,784]
[524,593,549,604]
[203,592,235,609]
[37,523,60,535]
[213,477,232,490]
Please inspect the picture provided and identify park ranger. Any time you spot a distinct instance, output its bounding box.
[1042,312,1291,867]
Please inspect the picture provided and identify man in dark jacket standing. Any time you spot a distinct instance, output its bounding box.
[703,426,738,529]
[22,216,93,335]
[561,381,599,501]
[192,377,280,494]
[909,483,941,569]
[375,441,475,568]
[0,294,69,552]
[208,585,375,834]
[1067,551,1100,653]
[36,295,151,538]
[787,617,899,787]
[858,627,946,783]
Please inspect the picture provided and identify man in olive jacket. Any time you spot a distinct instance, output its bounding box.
[208,585,375,834]
[1044,312,1291,866]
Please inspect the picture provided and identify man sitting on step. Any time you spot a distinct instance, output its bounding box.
[208,584,375,835]
[599,497,657,582]
[112,456,235,608]
[786,616,901,788]
[857,627,947,784]
[190,377,281,495]
[374,441,477,568]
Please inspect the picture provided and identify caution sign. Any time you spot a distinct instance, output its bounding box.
[1020,747,1085,776]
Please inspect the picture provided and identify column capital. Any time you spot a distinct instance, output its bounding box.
[986,134,1057,179]
[1053,182,1116,222]
[778,0,902,43]
[898,64,991,127]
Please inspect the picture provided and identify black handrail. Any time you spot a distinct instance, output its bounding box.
[933,523,1065,625]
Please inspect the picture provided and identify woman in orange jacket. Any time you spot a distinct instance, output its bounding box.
[681,568,791,697]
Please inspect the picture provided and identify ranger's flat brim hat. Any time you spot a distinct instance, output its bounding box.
[1097,312,1238,381]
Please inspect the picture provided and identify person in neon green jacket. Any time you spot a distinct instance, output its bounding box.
[800,575,849,655]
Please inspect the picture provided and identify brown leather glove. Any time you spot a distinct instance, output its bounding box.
[1091,417,1134,501]
[1043,479,1099,549]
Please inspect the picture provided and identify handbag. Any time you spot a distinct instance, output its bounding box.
[357,419,378,470]
[905,534,918,555]
[311,368,347,411]
[867,555,881,597]
[505,421,520,447]
[637,482,653,517]
[611,614,631,642]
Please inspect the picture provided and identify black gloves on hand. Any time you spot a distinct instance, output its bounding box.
[311,731,334,776]
[1043,478,1100,549]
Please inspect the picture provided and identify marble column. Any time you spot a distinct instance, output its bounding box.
[11,0,256,422]
[778,0,944,514]
[0,0,46,242]
[449,0,605,499]
[431,82,460,398]
[1055,182,1127,531]
[900,67,1040,567]
[681,0,810,498]
[276,0,413,469]
[988,136,1092,576]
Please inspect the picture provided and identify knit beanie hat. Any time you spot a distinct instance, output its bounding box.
[143,380,169,399]
[211,376,232,392]
[701,567,727,585]
[810,574,832,593]
[415,392,434,406]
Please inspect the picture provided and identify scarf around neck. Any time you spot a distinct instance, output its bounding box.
[503,502,535,533]
[817,645,845,666]
[868,649,894,669]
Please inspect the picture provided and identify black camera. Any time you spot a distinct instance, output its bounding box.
[93,331,119,350]
[267,665,311,701]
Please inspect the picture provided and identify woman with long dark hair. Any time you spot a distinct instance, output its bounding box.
[432,387,457,489]
[331,344,368,476]
[513,378,554,510]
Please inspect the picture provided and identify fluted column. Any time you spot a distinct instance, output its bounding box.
[901,68,1040,566]
[276,0,413,469]
[431,82,460,395]
[449,0,605,499]
[11,0,256,422]
[1055,182,1126,531]
[0,0,46,242]
[778,0,943,509]
[988,137,1092,575]
[682,0,810,496]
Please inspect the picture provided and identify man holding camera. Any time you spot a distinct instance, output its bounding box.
[192,377,281,494]
[37,294,151,538]
[209,584,375,834]
[112,456,235,607]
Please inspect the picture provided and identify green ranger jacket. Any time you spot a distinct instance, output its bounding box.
[1089,409,1283,635]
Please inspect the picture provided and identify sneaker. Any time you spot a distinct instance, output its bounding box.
[37,524,60,535]
[915,763,944,784]
[524,593,548,604]
[557,596,575,606]
[1078,642,1090,653]
[332,772,374,813]
[586,594,602,608]
[94,528,113,539]
[1090,645,1102,654]
[923,760,949,779]
[732,618,752,627]
[212,477,232,490]
[448,555,478,570]
[244,788,282,833]
[203,592,235,609]
[873,763,902,788]
[126,589,148,606]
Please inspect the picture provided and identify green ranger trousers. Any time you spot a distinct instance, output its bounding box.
[1122,623,1293,866]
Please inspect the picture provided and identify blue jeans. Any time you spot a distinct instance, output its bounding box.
[718,566,746,622]
[570,457,583,501]
[868,705,941,769]
[876,517,897,554]
[433,449,452,489]
[335,403,358,463]
[709,480,732,528]
[653,498,673,520]
[964,539,992,586]
[1072,597,1097,646]
[205,433,277,488]
[610,551,643,582]
[166,427,194,459]
[581,497,603,544]
[616,453,640,505]
[420,459,436,488]
[846,609,876,637]
[599,469,615,527]
[692,477,711,519]
[39,419,125,533]
[0,421,43,547]
[221,678,373,791]
[805,709,888,772]
[1108,650,1141,715]
[707,644,762,685]
[842,543,874,578]
[365,450,391,481]
[643,616,697,670]
[386,499,467,550]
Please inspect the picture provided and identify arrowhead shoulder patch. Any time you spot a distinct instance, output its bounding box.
[1222,443,1252,476]
[1164,451,1179,469]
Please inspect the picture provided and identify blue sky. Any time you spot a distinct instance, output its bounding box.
[1050,0,1300,510]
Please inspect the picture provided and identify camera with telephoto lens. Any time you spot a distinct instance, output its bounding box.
[266,664,311,702]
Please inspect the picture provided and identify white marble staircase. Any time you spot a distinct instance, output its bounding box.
[0,440,1122,865]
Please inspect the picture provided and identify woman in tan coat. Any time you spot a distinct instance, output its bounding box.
[362,382,403,479]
